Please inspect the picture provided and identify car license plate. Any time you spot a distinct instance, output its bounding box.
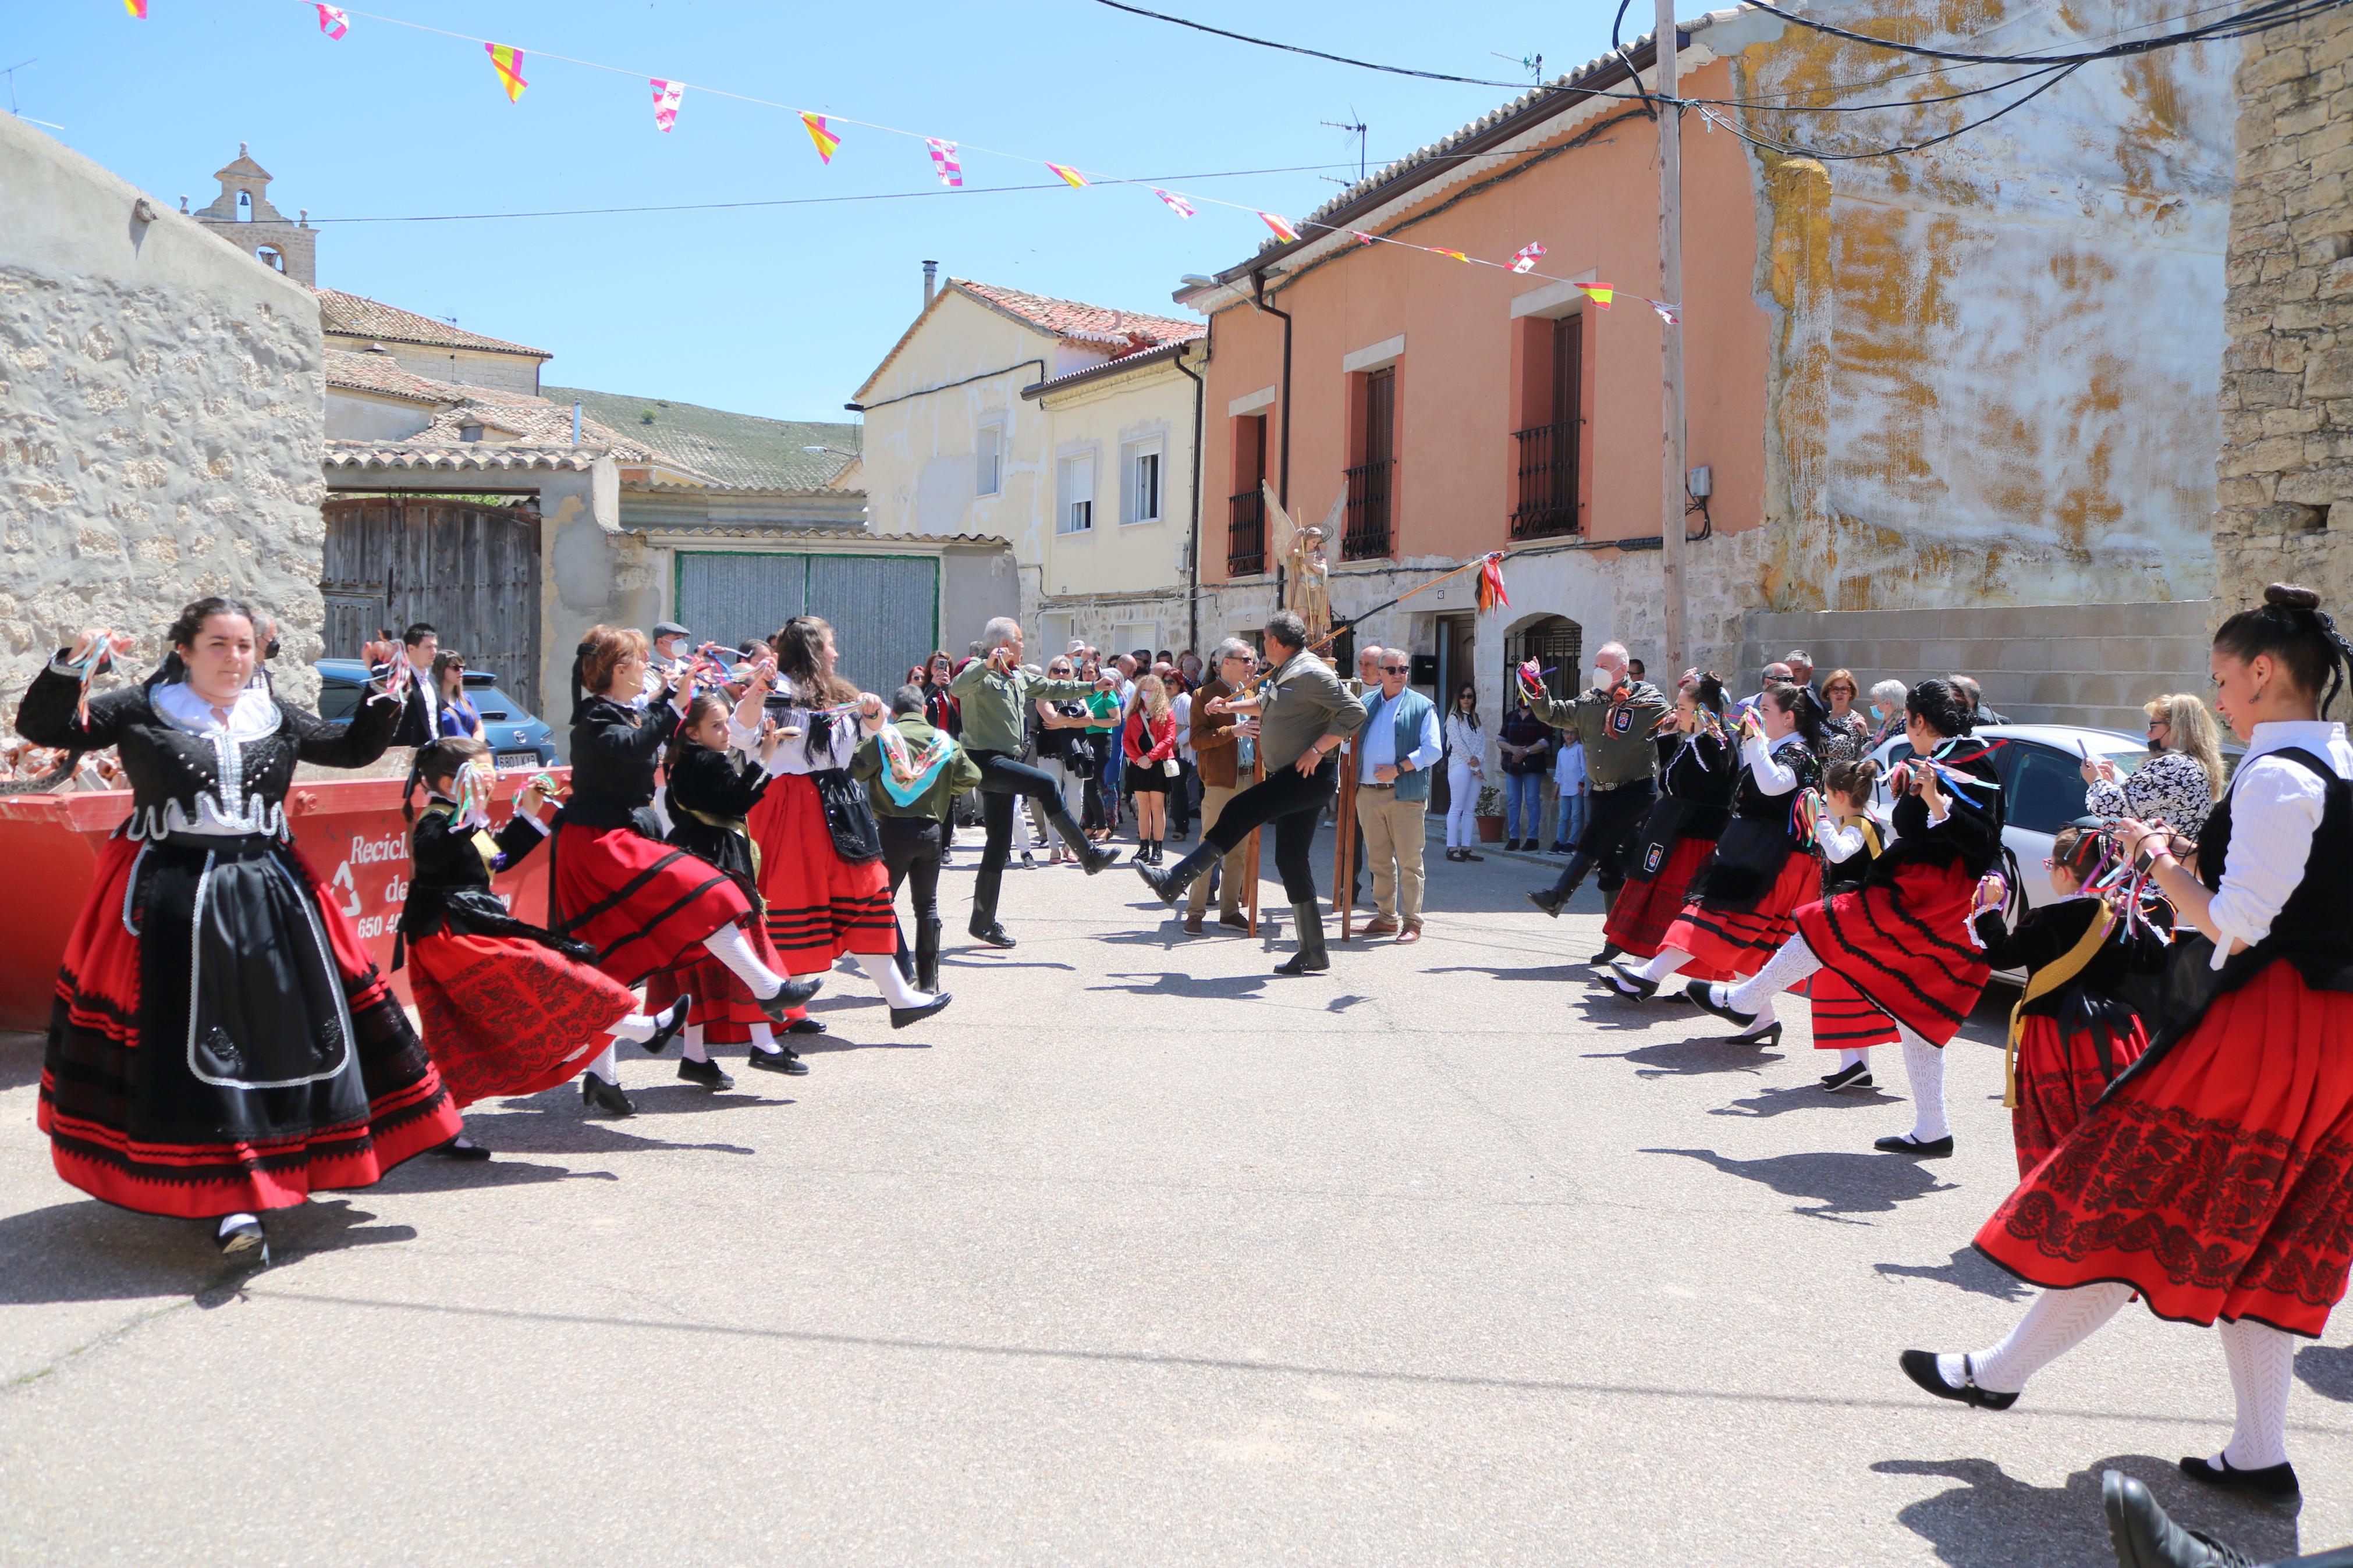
[494,751,540,769]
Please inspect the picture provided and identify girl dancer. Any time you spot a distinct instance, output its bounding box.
[1443,684,1485,863]
[399,739,689,1129]
[1967,826,2168,1175]
[1607,683,1828,1038]
[1903,585,2353,1501]
[18,602,463,1259]
[1124,673,1180,865]
[746,617,952,1029]
[549,625,819,1115]
[1596,673,1735,969]
[1685,680,2004,1155]
[1809,759,1899,1091]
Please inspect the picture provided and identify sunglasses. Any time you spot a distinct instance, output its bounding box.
[1380,664,1410,673]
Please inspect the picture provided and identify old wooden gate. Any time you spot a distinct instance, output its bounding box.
[321,497,542,715]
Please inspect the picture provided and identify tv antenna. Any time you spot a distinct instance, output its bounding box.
[1490,50,1544,81]
[1319,112,1367,183]
[3,58,35,115]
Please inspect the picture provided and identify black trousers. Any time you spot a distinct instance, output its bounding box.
[1199,755,1337,904]
[1545,778,1656,898]
[880,815,944,920]
[970,749,1082,923]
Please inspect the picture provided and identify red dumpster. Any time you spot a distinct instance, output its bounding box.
[0,769,564,1033]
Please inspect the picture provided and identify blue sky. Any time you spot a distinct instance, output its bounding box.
[6,0,1630,421]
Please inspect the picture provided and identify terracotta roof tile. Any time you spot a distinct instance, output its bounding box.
[315,287,551,358]
[323,348,698,474]
[953,280,1203,350]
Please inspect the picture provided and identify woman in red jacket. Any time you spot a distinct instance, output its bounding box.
[1124,674,1181,865]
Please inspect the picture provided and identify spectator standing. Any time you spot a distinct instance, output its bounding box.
[432,651,485,741]
[1784,650,1819,698]
[1182,638,1256,934]
[1866,678,1909,749]
[1738,661,1794,719]
[1354,650,1440,942]
[1169,680,1196,841]
[921,650,961,738]
[1951,673,2009,726]
[1551,726,1587,852]
[2083,692,2227,839]
[1443,683,1486,863]
[385,622,443,744]
[1498,696,1552,850]
[1819,668,1870,762]
[1123,674,1182,863]
[1030,655,1091,865]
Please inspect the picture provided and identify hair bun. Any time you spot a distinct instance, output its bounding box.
[2266,582,2322,611]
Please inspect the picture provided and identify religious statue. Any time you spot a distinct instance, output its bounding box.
[1261,479,1344,651]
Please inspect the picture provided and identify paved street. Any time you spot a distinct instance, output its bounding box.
[3,830,2348,1566]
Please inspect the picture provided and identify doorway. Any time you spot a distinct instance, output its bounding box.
[1431,611,1478,815]
[322,496,542,715]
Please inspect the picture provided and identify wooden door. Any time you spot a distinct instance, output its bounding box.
[321,497,543,715]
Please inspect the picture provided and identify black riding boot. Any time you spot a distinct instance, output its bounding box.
[915,917,942,993]
[1050,808,1122,874]
[1529,851,1591,918]
[1273,901,1329,975]
[1138,841,1218,905]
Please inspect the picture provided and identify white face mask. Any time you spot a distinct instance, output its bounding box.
[1592,665,1617,691]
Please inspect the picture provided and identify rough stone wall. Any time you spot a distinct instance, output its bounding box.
[1,116,325,716]
[2214,5,2353,659]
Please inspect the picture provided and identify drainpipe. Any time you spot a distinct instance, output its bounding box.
[1172,331,1207,656]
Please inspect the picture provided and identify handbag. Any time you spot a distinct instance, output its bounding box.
[811,767,884,864]
[1162,757,1180,778]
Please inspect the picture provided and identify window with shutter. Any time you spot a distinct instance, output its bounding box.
[1057,452,1095,534]
[975,424,1002,497]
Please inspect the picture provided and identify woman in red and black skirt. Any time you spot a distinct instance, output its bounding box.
[548,625,819,1114]
[1607,682,1827,1039]
[1901,585,2353,1502]
[400,738,688,1128]
[1596,673,1736,968]
[18,601,464,1261]
[1687,680,2004,1155]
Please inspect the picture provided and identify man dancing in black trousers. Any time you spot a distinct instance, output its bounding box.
[1520,640,1666,963]
[1136,612,1366,975]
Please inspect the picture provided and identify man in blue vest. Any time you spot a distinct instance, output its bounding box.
[1354,648,1442,942]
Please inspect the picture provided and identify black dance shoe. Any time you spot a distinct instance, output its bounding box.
[581,1073,637,1118]
[1685,980,1759,1032]
[677,1056,734,1090]
[1588,941,1623,966]
[758,976,823,1023]
[215,1214,267,1260]
[1897,1349,2018,1411]
[433,1135,493,1161]
[746,1045,810,1076]
[1875,1132,1955,1158]
[785,1018,828,1036]
[1075,841,1124,876]
[641,994,693,1055]
[890,991,953,1029]
[2104,1470,2258,1568]
[1819,1062,1874,1092]
[1527,888,1567,918]
[2179,1455,2299,1498]
[1604,960,1659,1000]
[968,918,1017,949]
[1729,1020,1785,1048]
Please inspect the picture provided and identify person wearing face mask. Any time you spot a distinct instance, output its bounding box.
[1866,679,1909,750]
[1521,642,1669,961]
[17,598,466,1261]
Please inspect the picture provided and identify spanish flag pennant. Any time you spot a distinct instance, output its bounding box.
[125,0,147,16]
[1436,248,1471,263]
[1045,162,1089,188]
[801,113,840,163]
[1259,211,1301,243]
[486,42,528,102]
[1577,282,1616,310]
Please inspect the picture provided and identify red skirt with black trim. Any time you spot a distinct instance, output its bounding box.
[37,834,462,1219]
[746,773,895,975]
[2008,1012,2149,1178]
[1807,966,1901,1052]
[1793,861,1990,1047]
[408,930,637,1108]
[1662,853,1822,982]
[1604,835,1718,959]
[1978,963,2353,1336]
[645,920,801,1047]
[548,819,751,988]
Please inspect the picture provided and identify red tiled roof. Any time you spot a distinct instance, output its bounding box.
[323,348,697,473]
[953,279,1203,350]
[315,288,551,358]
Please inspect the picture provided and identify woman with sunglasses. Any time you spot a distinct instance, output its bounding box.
[2082,691,2226,840]
[1442,683,1486,863]
[432,650,485,742]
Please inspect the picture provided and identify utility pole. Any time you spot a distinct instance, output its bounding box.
[1655,0,1689,676]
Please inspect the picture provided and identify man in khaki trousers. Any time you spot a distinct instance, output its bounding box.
[1353,650,1442,943]
[1183,639,1259,934]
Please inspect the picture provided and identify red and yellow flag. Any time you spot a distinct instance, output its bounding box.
[1577,282,1615,310]
[1259,211,1300,243]
[124,0,148,16]
[485,42,528,102]
[1045,162,1089,188]
[801,113,840,163]
[1436,248,1471,263]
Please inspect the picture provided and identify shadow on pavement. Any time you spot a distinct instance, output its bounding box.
[1712,1080,1901,1118]
[1590,1039,1786,1075]
[1644,1147,1955,1223]
[1089,971,1271,1001]
[0,1195,414,1308]
[1425,963,1593,987]
[464,1087,762,1156]
[2297,1341,2353,1404]
[1873,1246,2033,1303]
[1872,1454,2303,1568]
[0,1030,42,1094]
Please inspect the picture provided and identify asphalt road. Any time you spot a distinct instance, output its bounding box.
[3,828,2348,1565]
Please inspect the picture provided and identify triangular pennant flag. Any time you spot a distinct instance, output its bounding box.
[1510,241,1546,274]
[485,42,528,102]
[316,4,348,37]
[650,79,683,132]
[1648,298,1680,325]
[1577,282,1615,310]
[1352,230,1379,246]
[1154,189,1194,218]
[801,113,840,163]
[1436,248,1471,263]
[124,0,147,16]
[925,138,963,188]
[1259,211,1300,243]
[1045,162,1089,188]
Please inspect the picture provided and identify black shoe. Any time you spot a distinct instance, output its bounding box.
[1819,1061,1875,1091]
[677,1055,734,1090]
[640,994,692,1055]
[1075,841,1123,876]
[1589,941,1623,966]
[1528,888,1567,918]
[1875,1132,1955,1158]
[1458,848,1484,862]
[215,1214,267,1259]
[2178,1455,2299,1498]
[890,991,953,1029]
[1273,901,1330,976]
[758,975,823,1022]
[746,1045,810,1076]
[1550,842,1572,854]
[1685,980,1761,1032]
[581,1073,636,1117]
[433,1135,492,1161]
[2104,1470,2259,1568]
[1136,844,1212,906]
[1730,1021,1785,1048]
[968,919,1017,949]
[1898,1349,2019,1411]
[1605,960,1659,1000]
[785,1017,828,1036]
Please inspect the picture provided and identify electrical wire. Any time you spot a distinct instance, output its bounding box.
[1746,0,2345,63]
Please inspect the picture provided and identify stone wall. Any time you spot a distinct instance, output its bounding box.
[0,116,325,715]
[2214,5,2353,677]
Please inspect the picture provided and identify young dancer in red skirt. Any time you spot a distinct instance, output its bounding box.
[17,602,463,1261]
[1607,683,1828,1042]
[1596,673,1736,967]
[747,617,952,1030]
[1966,824,2167,1175]
[398,738,690,1130]
[548,626,820,1115]
[1903,585,2353,1501]
[1808,758,1900,1091]
[1687,680,2004,1155]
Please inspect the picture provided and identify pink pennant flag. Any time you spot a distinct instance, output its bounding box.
[801,113,841,164]
[486,42,528,102]
[650,79,684,133]
[925,138,963,188]
[1649,298,1680,325]
[1153,189,1194,218]
[124,0,147,16]
[1510,241,1546,274]
[1259,211,1301,243]
[1045,162,1089,189]
[315,4,349,37]
[1352,231,1379,246]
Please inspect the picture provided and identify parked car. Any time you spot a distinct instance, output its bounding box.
[312,659,558,768]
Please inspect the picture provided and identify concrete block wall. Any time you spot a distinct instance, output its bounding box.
[1738,600,2214,735]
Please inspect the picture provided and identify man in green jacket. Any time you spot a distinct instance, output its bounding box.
[1521,639,1667,965]
[852,684,986,994]
[948,617,1122,949]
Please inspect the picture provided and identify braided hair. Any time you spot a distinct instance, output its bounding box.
[2214,582,2353,715]
[1905,678,1977,739]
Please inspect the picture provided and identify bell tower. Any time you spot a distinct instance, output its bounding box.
[189,144,317,286]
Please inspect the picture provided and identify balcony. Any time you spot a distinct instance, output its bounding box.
[1510,421,1580,540]
[1226,489,1266,577]
[1341,459,1393,560]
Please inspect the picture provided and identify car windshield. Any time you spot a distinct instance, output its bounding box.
[314,680,361,723]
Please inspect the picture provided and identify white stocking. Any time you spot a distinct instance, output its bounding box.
[607,1013,659,1044]
[681,1023,709,1065]
[856,951,934,1009]
[1898,1025,1950,1143]
[2217,1318,2296,1470]
[1943,1281,2132,1393]
[1839,1048,1871,1071]
[584,1043,620,1085]
[701,923,785,1000]
[1727,934,1822,1019]
[748,1022,779,1054]
[1634,947,1692,984]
